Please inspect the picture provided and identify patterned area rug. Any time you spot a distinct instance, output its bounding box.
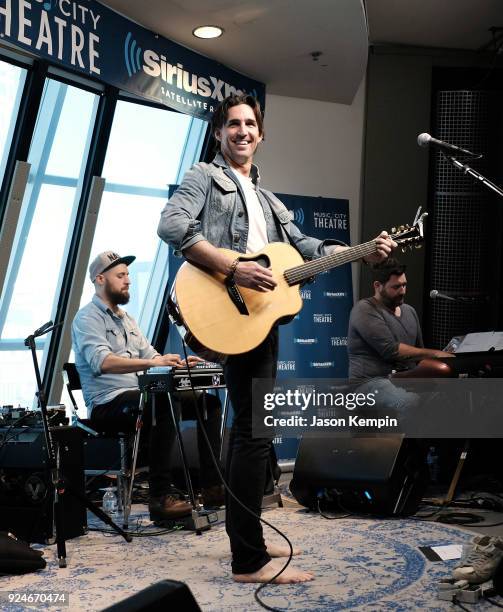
[1,501,500,611]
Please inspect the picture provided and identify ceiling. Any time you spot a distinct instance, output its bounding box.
[100,0,503,105]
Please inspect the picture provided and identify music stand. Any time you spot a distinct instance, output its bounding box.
[25,321,132,568]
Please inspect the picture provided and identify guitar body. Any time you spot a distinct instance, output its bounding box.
[173,242,304,357]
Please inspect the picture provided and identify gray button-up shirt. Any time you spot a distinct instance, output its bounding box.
[71,295,158,414]
[157,153,344,258]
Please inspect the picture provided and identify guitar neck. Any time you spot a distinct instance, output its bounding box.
[284,240,377,285]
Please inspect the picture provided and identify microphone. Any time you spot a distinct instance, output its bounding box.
[417,133,477,157]
[32,320,63,337]
[34,320,54,336]
[430,290,484,303]
[430,290,456,302]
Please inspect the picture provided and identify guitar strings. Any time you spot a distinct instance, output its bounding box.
[284,241,376,285]
[284,231,419,285]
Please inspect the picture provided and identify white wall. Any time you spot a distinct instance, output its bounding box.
[254,78,366,296]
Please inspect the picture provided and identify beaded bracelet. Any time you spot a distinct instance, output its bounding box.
[226,258,240,282]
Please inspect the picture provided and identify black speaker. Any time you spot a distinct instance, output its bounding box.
[290,436,427,516]
[0,426,87,543]
[102,580,201,611]
[494,559,503,596]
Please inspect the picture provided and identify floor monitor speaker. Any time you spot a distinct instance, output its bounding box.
[102,580,201,611]
[290,436,427,516]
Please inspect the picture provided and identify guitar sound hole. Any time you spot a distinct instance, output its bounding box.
[254,255,270,268]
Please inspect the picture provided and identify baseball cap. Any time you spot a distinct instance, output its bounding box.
[89,251,136,282]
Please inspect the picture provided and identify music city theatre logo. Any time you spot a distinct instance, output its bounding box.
[277,360,296,371]
[123,32,250,110]
[331,336,348,346]
[313,313,332,324]
[1,0,102,75]
[313,211,348,230]
[300,289,312,300]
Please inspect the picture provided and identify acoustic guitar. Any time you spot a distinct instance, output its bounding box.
[168,212,428,362]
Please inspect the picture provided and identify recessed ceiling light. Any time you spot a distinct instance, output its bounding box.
[192,25,224,39]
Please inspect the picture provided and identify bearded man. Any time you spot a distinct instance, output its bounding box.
[71,251,223,521]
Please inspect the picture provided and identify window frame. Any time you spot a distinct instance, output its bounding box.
[0,45,211,407]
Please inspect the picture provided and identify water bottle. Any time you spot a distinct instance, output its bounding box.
[102,488,118,516]
[426,446,439,483]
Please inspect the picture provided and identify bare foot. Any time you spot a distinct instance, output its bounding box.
[266,542,301,557]
[233,559,314,584]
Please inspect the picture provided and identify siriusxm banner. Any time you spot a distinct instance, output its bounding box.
[0,0,265,118]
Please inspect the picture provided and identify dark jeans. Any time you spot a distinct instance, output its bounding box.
[224,328,278,575]
[90,390,222,499]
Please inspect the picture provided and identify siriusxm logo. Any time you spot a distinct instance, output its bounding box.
[277,360,296,371]
[124,32,143,77]
[331,336,348,346]
[289,208,305,225]
[310,361,335,368]
[323,291,346,298]
[124,34,245,100]
[300,289,312,300]
[294,338,318,344]
[313,313,333,323]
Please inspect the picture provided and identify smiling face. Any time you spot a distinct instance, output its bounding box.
[214,103,263,172]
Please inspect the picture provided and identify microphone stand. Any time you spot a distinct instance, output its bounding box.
[445,155,503,199]
[24,321,131,568]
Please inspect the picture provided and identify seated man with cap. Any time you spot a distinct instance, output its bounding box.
[71,250,224,521]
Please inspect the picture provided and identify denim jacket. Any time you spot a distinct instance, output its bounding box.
[157,153,344,258]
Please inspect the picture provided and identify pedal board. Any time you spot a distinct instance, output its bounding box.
[153,507,226,532]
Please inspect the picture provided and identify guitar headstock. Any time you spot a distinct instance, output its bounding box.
[389,207,428,252]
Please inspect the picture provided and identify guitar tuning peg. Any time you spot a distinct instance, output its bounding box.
[406,224,410,229]
[391,227,397,233]
[399,225,405,231]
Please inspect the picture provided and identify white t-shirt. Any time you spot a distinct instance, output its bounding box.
[232,170,268,254]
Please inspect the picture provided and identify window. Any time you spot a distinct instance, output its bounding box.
[77,101,206,324]
[0,60,27,187]
[0,78,99,407]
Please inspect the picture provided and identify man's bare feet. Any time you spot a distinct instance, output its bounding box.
[233,559,314,584]
[266,542,301,557]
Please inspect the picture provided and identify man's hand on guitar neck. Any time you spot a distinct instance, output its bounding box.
[363,232,398,263]
[362,231,397,264]
[326,231,396,264]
